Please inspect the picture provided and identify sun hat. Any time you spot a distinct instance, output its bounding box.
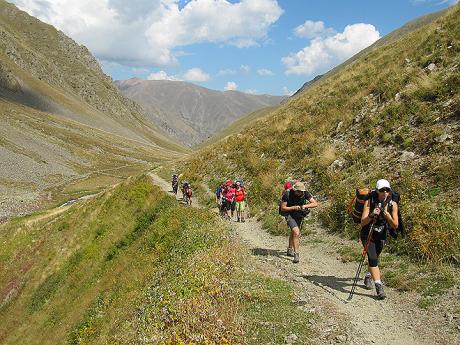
[283,181,292,190]
[376,179,391,190]
[292,181,306,192]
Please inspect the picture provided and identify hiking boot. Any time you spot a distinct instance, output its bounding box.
[287,247,294,257]
[375,283,386,300]
[293,252,300,264]
[364,274,374,290]
[237,217,240,222]
[241,218,245,223]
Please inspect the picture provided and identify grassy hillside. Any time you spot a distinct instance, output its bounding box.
[0,0,188,219]
[0,0,183,148]
[180,5,460,264]
[0,176,313,344]
[196,105,279,149]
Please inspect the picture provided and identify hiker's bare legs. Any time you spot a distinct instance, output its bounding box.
[291,227,300,252]
[369,266,381,281]
[288,232,294,250]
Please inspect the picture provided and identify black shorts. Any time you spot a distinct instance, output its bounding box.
[222,200,231,211]
[286,214,303,230]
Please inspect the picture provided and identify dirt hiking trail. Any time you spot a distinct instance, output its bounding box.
[149,172,459,345]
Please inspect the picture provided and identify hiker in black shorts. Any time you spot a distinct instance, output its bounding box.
[361,179,399,300]
[280,181,318,263]
[172,174,178,196]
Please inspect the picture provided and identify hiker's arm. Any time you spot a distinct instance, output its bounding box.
[383,202,399,229]
[303,197,318,209]
[281,201,301,213]
[361,200,378,226]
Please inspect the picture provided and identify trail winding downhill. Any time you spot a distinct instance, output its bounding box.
[149,172,459,345]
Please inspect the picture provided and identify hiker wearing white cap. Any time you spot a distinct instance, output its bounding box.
[360,179,399,299]
[280,181,318,263]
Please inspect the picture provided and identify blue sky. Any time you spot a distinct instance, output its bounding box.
[10,0,458,95]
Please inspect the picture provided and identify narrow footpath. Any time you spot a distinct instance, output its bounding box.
[149,172,459,345]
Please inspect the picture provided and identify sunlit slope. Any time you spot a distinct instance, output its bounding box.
[197,105,279,149]
[182,5,460,262]
[0,176,313,344]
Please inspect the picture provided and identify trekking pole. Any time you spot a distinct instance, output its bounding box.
[347,221,376,302]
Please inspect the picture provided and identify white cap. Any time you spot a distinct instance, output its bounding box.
[376,179,391,190]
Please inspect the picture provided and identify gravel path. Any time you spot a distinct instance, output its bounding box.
[149,172,459,345]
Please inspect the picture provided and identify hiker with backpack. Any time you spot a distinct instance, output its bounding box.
[280,181,318,263]
[234,181,246,222]
[172,174,178,196]
[222,180,235,220]
[216,183,225,215]
[185,184,193,206]
[359,179,399,300]
[181,181,189,203]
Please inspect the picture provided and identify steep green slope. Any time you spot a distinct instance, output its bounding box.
[181,5,460,263]
[0,176,313,344]
[197,105,279,149]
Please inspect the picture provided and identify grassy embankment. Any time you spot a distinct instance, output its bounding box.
[0,176,313,344]
[174,6,460,299]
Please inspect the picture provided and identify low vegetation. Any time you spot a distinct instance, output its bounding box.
[0,176,313,344]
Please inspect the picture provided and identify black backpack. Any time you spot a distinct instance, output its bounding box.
[369,190,406,238]
[278,190,310,217]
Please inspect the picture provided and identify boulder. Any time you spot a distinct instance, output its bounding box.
[435,133,453,143]
[285,333,298,344]
[399,151,416,162]
[426,63,437,71]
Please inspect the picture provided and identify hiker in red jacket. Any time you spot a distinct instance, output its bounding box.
[222,180,235,220]
[235,181,246,222]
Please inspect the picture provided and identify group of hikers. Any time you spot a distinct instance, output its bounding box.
[171,174,193,206]
[215,179,247,222]
[279,178,399,300]
[173,171,400,300]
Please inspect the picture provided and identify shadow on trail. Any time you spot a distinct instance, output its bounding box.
[251,247,292,261]
[302,274,377,301]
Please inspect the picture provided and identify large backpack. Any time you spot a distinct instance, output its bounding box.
[347,188,371,224]
[347,188,406,238]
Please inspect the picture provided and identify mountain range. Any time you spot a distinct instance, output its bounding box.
[115,78,285,146]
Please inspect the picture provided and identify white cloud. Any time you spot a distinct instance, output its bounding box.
[294,20,334,39]
[245,89,258,94]
[217,65,251,76]
[147,70,182,81]
[282,86,293,96]
[282,23,380,76]
[224,81,238,91]
[182,67,210,81]
[217,68,237,76]
[240,64,251,73]
[257,68,274,76]
[411,0,458,5]
[10,0,283,66]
